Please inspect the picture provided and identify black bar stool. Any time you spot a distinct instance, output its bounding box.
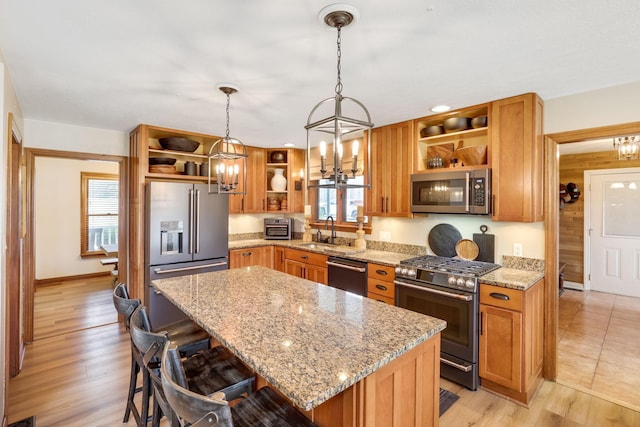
[112,283,210,426]
[129,305,256,426]
[161,343,317,427]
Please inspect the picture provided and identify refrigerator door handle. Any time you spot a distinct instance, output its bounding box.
[153,261,228,274]
[195,189,200,254]
[188,189,195,254]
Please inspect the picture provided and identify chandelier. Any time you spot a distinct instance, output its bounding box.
[613,135,639,161]
[208,84,248,194]
[305,4,372,190]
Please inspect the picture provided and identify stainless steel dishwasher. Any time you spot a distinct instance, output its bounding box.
[327,256,367,296]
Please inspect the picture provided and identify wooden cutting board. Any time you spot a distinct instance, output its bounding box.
[473,225,495,263]
[455,239,479,260]
[428,223,462,257]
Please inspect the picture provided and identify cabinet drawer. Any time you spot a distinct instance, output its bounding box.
[367,278,395,299]
[368,263,395,281]
[368,293,395,305]
[480,284,523,311]
[284,248,327,268]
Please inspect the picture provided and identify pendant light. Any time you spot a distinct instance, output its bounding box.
[208,84,248,194]
[305,4,373,191]
[613,135,639,161]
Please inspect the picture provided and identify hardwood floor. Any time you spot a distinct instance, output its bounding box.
[7,278,640,426]
[558,288,640,413]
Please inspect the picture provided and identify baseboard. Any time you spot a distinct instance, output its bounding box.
[35,271,111,287]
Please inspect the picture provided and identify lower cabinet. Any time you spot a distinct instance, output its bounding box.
[367,263,395,304]
[283,248,328,285]
[479,278,544,405]
[229,246,274,269]
[273,246,286,272]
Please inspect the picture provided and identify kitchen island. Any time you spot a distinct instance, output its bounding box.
[152,266,447,426]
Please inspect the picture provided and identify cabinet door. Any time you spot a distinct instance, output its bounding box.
[386,120,413,217]
[284,259,306,279]
[306,265,328,285]
[490,93,544,222]
[367,121,413,217]
[244,146,266,213]
[479,304,522,390]
[273,246,286,272]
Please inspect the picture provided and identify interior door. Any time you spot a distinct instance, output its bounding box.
[587,169,640,297]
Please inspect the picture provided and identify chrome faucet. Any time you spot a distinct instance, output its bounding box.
[325,216,336,244]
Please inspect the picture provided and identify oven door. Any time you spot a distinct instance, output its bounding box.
[264,225,291,240]
[394,279,477,363]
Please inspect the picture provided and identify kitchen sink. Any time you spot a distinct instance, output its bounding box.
[295,242,365,255]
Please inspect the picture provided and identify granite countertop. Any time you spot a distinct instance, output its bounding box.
[479,268,544,290]
[228,238,417,267]
[151,266,446,411]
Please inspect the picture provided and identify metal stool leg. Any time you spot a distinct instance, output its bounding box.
[123,346,139,423]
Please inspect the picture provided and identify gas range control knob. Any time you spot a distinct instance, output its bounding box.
[456,277,466,287]
[448,276,457,285]
[407,268,417,277]
[395,266,403,275]
[465,279,475,288]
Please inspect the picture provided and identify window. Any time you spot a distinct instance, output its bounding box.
[81,172,118,256]
[312,175,368,228]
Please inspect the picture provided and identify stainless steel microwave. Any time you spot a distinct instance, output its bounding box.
[411,168,491,215]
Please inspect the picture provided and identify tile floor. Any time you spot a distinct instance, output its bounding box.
[558,288,640,411]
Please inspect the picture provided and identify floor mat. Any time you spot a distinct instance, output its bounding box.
[440,388,459,417]
[9,416,35,427]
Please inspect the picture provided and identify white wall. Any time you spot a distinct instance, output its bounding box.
[1,51,24,424]
[545,81,640,134]
[25,119,128,156]
[34,157,119,279]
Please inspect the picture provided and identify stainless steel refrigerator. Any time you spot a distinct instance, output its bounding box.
[145,181,229,327]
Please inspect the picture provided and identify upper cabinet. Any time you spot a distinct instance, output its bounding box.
[490,93,544,222]
[229,146,266,214]
[414,104,490,173]
[368,120,413,217]
[265,148,305,214]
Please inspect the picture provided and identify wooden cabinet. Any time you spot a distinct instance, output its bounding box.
[273,246,286,272]
[367,263,395,305]
[479,279,544,405]
[368,120,413,217]
[229,246,273,269]
[490,93,544,222]
[283,248,328,284]
[229,146,266,214]
[414,104,489,173]
[265,148,305,214]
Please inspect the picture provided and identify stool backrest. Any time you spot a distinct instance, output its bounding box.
[112,283,140,330]
[161,343,234,427]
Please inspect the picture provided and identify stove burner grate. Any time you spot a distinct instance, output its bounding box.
[401,255,500,277]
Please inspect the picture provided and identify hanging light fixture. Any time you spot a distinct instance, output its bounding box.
[613,135,640,161]
[305,4,373,191]
[208,84,248,194]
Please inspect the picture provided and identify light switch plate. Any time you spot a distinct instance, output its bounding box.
[513,243,523,256]
[380,231,391,242]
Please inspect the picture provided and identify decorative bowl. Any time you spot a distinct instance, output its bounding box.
[158,137,200,152]
[270,150,287,163]
[149,157,176,165]
[420,125,444,138]
[443,117,471,133]
[454,145,487,166]
[471,115,488,129]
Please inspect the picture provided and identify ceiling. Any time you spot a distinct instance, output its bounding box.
[1,1,640,149]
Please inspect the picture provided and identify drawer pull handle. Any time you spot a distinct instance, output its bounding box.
[242,252,252,257]
[489,292,510,301]
[376,269,388,276]
[375,284,388,291]
[301,255,309,259]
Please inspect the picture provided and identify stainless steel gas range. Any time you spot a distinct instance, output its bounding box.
[394,255,501,390]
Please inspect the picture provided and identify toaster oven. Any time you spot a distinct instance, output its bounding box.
[264,218,294,240]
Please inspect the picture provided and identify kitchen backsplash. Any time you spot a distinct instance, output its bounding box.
[502,255,545,272]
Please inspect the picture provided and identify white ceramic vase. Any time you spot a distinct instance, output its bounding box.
[271,168,287,191]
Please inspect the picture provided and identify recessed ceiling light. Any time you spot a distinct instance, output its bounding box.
[430,105,451,113]
[283,143,295,147]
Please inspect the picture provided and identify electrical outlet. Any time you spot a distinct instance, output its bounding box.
[513,243,523,257]
[380,231,391,242]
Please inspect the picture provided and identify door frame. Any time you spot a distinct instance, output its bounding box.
[21,148,128,344]
[544,120,640,380]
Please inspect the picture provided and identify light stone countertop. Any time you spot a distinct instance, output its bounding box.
[151,266,446,411]
[228,238,418,267]
[479,268,544,290]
